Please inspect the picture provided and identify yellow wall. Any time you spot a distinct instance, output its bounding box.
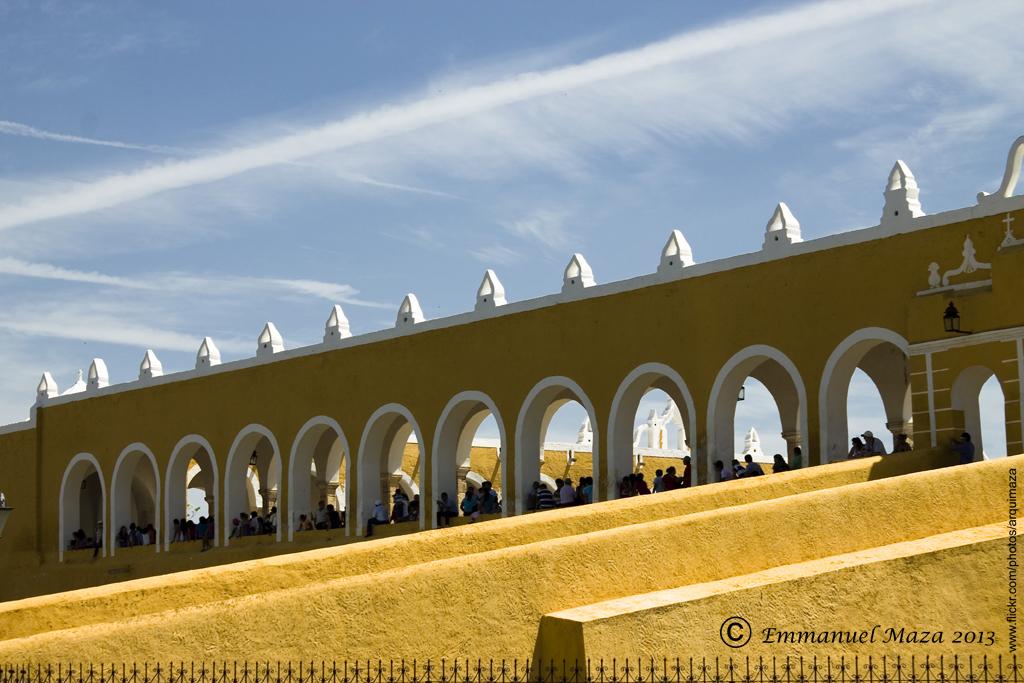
[0,454,1012,662]
[0,204,1021,596]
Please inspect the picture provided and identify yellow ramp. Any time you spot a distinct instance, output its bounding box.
[0,451,950,640]
[535,524,1004,665]
[0,456,1009,662]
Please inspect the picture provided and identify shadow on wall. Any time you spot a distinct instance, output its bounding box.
[865,448,959,481]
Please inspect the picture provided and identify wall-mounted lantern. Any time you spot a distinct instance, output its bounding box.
[943,301,971,334]
[738,385,746,401]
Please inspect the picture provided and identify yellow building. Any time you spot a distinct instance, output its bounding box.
[0,136,1023,664]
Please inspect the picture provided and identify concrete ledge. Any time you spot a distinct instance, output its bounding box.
[0,455,1010,661]
[0,451,953,641]
[535,524,1003,663]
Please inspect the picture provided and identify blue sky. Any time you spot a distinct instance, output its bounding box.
[0,0,1018,456]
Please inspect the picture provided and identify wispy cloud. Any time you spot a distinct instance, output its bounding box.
[0,0,943,232]
[0,119,185,154]
[501,209,571,250]
[468,244,522,265]
[0,256,390,308]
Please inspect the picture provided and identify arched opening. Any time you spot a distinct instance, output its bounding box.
[515,377,599,514]
[287,417,350,541]
[356,404,424,535]
[58,453,106,561]
[733,378,785,464]
[164,435,218,549]
[709,345,807,479]
[952,366,1008,460]
[819,329,910,463]
[110,444,159,554]
[224,425,282,545]
[432,392,506,528]
[608,363,698,496]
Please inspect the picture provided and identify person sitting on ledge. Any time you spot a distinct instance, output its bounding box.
[633,473,650,495]
[436,492,455,527]
[848,437,869,459]
[662,466,680,491]
[951,431,975,465]
[713,459,734,483]
[196,516,208,541]
[479,483,499,515]
[117,525,130,548]
[407,494,421,521]
[297,513,314,532]
[682,456,693,488]
[893,433,912,453]
[201,515,214,552]
[327,504,341,529]
[862,430,887,456]
[732,459,745,477]
[534,482,555,510]
[267,505,278,532]
[461,486,479,520]
[580,476,594,504]
[739,454,764,477]
[791,446,803,469]
[559,477,576,506]
[391,488,410,523]
[652,468,665,493]
[229,517,242,538]
[365,500,388,537]
[314,500,329,530]
[772,454,790,473]
[618,475,635,498]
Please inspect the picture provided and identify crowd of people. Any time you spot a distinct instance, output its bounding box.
[170,515,216,551]
[364,487,423,536]
[227,506,278,539]
[116,522,157,547]
[847,430,913,458]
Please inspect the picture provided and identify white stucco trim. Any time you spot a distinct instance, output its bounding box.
[707,344,809,472]
[0,417,34,435]
[164,434,218,550]
[15,192,1024,431]
[925,353,937,448]
[910,325,1024,355]
[607,362,698,498]
[355,403,424,536]
[109,442,161,556]
[223,424,282,546]
[818,328,909,463]
[514,376,599,514]
[431,391,507,528]
[286,416,351,541]
[58,452,106,562]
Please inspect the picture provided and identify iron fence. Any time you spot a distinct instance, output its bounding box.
[0,657,1018,683]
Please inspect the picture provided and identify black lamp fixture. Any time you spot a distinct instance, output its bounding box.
[249,450,259,467]
[738,385,746,401]
[943,301,971,335]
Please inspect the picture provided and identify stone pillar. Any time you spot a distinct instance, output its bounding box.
[266,488,279,512]
[780,430,802,462]
[325,482,339,509]
[258,488,271,516]
[315,479,328,505]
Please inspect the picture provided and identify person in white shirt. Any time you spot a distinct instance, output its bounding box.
[558,478,577,506]
[861,430,888,456]
[365,500,389,537]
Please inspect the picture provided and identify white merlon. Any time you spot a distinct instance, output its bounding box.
[978,135,1024,208]
[881,160,924,227]
[87,359,109,391]
[196,337,221,369]
[36,372,58,403]
[658,229,695,275]
[396,293,425,328]
[139,350,163,380]
[62,370,86,396]
[763,203,802,250]
[324,305,352,343]
[258,322,284,358]
[562,253,595,293]
[475,269,507,311]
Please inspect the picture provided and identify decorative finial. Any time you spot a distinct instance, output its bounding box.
[396,294,425,328]
[196,337,221,369]
[658,229,694,275]
[475,270,507,311]
[324,304,351,343]
[562,253,595,293]
[257,322,283,358]
[139,350,163,380]
[87,359,109,391]
[762,203,802,250]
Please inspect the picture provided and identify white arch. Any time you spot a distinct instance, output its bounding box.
[818,327,910,462]
[58,452,106,562]
[431,390,508,528]
[355,403,425,536]
[164,434,219,550]
[286,416,351,541]
[109,442,160,556]
[514,376,599,515]
[608,362,699,498]
[951,365,1005,460]
[707,345,809,475]
[224,424,282,545]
